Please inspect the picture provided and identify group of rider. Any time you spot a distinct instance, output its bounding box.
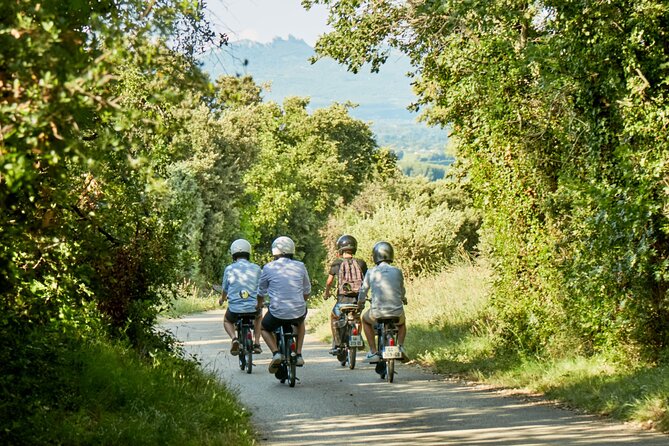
[219,234,408,374]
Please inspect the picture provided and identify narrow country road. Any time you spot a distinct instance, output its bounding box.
[162,310,668,445]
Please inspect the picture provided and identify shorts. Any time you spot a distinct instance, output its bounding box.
[362,309,405,326]
[261,310,307,332]
[225,308,261,324]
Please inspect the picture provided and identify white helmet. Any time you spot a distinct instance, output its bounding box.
[271,236,295,256]
[230,239,252,256]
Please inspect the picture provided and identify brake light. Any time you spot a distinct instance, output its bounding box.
[389,337,395,346]
[290,341,296,351]
[247,331,253,340]
[352,327,358,335]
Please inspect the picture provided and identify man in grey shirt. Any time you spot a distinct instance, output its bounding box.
[358,241,408,363]
[259,236,311,372]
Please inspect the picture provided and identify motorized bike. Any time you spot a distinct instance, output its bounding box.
[273,323,299,387]
[332,303,364,369]
[374,317,402,383]
[234,313,257,374]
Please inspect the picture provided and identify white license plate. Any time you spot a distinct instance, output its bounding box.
[349,335,364,347]
[383,345,402,359]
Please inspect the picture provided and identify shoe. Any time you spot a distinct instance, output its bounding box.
[268,352,284,374]
[328,347,339,356]
[253,344,262,354]
[230,338,239,355]
[364,352,381,364]
[296,354,305,367]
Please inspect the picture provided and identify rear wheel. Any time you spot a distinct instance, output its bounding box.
[245,336,253,374]
[387,358,395,383]
[348,347,356,369]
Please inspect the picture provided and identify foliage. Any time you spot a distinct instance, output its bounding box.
[307,0,669,361]
[2,339,255,445]
[322,175,481,277]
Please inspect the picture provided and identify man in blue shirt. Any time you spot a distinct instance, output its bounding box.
[220,239,263,355]
[259,236,311,372]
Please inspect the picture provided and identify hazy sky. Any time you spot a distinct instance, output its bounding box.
[205,0,330,46]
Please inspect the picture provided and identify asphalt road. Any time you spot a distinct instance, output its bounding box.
[162,310,669,445]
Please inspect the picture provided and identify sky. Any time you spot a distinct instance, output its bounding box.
[205,0,330,47]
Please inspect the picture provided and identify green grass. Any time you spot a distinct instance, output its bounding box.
[310,257,669,433]
[19,340,256,445]
[161,279,220,318]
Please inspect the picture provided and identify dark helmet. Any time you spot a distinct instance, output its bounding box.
[372,241,394,265]
[336,234,357,254]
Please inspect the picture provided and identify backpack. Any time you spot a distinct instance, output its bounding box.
[337,259,364,296]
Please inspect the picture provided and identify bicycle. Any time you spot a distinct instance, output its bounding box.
[234,313,257,374]
[273,323,299,387]
[333,303,364,369]
[374,317,402,383]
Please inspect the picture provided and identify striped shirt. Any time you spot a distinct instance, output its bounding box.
[258,257,311,319]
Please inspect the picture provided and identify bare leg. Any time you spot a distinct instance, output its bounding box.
[261,329,278,353]
[398,323,406,345]
[296,321,306,355]
[362,318,376,354]
[330,311,340,347]
[224,320,236,340]
[253,315,262,345]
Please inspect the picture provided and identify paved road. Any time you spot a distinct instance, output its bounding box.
[162,310,668,445]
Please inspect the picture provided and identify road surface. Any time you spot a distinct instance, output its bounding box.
[162,310,668,445]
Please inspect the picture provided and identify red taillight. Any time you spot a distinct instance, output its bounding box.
[352,327,358,335]
[389,337,395,346]
[290,341,296,351]
[247,332,253,340]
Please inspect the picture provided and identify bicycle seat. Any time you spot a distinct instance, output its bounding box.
[338,304,360,312]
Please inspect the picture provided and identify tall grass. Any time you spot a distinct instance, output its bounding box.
[161,279,220,319]
[311,257,669,432]
[22,340,256,445]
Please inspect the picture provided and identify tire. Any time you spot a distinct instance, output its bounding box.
[348,347,356,370]
[387,358,395,383]
[245,337,253,374]
[289,359,296,387]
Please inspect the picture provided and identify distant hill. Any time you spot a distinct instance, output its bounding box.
[199,36,448,153]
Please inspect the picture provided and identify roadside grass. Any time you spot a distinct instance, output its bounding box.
[29,340,256,445]
[310,257,669,433]
[161,279,220,318]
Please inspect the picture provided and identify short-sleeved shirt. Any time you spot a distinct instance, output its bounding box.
[258,257,311,320]
[357,262,405,319]
[222,259,262,313]
[328,257,368,304]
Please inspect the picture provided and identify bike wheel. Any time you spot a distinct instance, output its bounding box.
[289,359,296,387]
[245,337,253,374]
[348,347,356,369]
[387,358,395,383]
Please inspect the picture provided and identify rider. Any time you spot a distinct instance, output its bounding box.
[357,241,408,363]
[219,239,263,355]
[258,236,311,373]
[324,234,367,355]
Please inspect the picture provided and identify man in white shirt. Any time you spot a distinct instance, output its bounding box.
[259,236,311,372]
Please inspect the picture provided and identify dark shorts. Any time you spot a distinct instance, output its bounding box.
[225,308,261,324]
[261,310,307,332]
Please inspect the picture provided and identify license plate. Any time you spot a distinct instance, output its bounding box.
[383,345,402,359]
[349,335,364,347]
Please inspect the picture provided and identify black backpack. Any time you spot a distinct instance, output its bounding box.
[337,259,364,296]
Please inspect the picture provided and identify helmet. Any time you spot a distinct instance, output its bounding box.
[336,234,357,254]
[230,239,252,256]
[271,236,295,256]
[372,241,394,264]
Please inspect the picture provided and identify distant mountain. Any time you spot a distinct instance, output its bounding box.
[199,36,448,152]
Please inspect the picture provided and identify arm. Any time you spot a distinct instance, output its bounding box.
[357,270,370,309]
[324,274,335,300]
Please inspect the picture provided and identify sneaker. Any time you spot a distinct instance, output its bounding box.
[328,347,339,356]
[230,338,239,355]
[268,352,284,374]
[253,344,262,354]
[296,354,305,367]
[364,352,381,364]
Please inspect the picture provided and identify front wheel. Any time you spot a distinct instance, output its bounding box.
[288,356,297,387]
